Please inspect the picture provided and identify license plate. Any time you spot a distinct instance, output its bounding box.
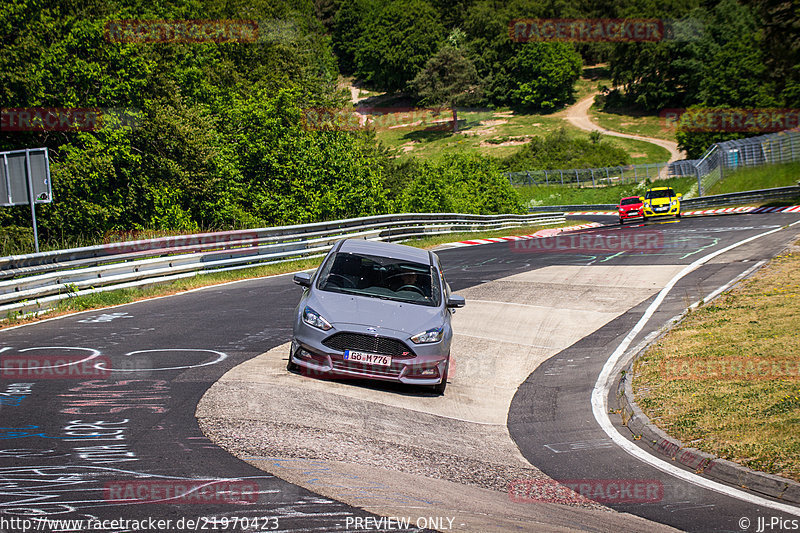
[343,350,391,366]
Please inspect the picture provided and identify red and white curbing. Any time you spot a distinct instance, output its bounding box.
[451,222,603,247]
[683,205,800,216]
[565,205,800,217]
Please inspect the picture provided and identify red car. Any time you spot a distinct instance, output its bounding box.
[618,196,644,224]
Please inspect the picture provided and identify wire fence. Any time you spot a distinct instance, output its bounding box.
[667,129,800,195]
[507,162,669,187]
[508,129,800,196]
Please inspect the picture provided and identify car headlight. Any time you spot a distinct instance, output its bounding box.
[411,327,443,344]
[302,306,332,331]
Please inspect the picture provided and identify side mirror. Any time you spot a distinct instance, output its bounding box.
[446,295,466,309]
[293,272,312,287]
[639,196,644,202]
[677,193,683,198]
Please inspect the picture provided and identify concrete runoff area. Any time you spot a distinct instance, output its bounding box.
[197,264,687,532]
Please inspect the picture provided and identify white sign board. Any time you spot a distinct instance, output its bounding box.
[1,148,52,206]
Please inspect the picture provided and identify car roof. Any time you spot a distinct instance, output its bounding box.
[647,187,673,191]
[337,238,432,265]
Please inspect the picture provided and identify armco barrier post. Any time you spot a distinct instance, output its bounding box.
[695,163,702,196]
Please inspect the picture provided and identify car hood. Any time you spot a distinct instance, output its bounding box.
[307,289,445,337]
[620,203,643,209]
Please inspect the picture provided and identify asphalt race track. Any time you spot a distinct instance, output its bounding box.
[1,212,799,532]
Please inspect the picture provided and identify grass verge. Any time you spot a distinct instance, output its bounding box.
[706,162,800,196]
[1,220,588,329]
[632,239,800,482]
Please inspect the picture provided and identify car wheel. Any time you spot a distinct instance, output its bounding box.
[676,213,681,219]
[432,359,449,395]
[287,345,299,373]
[619,218,624,225]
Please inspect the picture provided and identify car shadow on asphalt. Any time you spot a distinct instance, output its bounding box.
[286,364,443,397]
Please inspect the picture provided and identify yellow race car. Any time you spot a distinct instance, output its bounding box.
[643,187,682,219]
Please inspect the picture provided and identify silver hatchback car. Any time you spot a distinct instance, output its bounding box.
[288,238,465,394]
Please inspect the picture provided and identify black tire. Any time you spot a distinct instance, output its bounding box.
[619,218,624,225]
[432,360,449,395]
[287,345,299,372]
[676,212,681,219]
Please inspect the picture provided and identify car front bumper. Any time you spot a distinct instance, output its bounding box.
[290,321,450,386]
[644,204,680,217]
[619,209,644,220]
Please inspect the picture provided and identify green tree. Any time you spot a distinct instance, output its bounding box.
[354,0,445,91]
[745,0,800,104]
[606,0,787,112]
[409,46,484,131]
[492,42,582,110]
[330,0,380,74]
[397,153,523,214]
[212,88,390,227]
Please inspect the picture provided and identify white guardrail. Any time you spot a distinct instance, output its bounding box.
[0,212,565,316]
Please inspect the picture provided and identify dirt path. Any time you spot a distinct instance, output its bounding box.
[566,92,685,163]
[349,85,363,104]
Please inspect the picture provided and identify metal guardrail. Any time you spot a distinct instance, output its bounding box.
[669,130,800,195]
[526,185,800,213]
[507,162,669,187]
[0,212,565,316]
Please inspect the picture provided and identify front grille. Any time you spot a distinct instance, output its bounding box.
[331,359,404,378]
[322,332,415,358]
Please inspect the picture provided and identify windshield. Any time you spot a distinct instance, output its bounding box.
[317,252,439,307]
[620,197,641,205]
[645,189,675,200]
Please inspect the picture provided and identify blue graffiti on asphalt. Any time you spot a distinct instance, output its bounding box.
[0,426,97,440]
[0,395,27,407]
